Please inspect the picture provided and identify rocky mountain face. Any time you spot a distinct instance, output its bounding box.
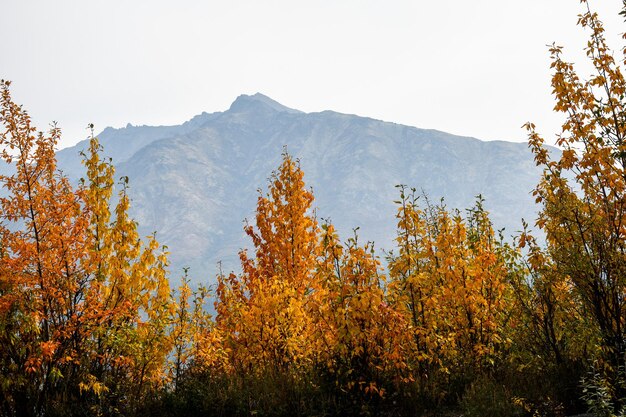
[54,93,548,283]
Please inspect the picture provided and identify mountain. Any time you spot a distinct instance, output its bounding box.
[55,93,548,283]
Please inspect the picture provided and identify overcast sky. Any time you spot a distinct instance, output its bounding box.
[2,0,624,149]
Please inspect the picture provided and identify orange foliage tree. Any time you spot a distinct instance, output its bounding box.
[0,80,174,417]
[0,79,91,417]
[213,152,319,377]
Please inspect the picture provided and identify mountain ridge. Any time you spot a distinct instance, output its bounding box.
[53,94,548,283]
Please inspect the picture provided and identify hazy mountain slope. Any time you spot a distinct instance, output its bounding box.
[55,94,547,283]
[55,111,219,180]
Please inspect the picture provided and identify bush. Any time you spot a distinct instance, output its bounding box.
[460,375,524,417]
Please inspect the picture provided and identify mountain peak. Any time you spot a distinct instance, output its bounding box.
[228,93,302,114]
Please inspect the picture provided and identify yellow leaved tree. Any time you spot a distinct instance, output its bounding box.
[80,136,173,412]
[312,222,410,403]
[213,152,319,377]
[524,0,626,410]
[388,188,514,400]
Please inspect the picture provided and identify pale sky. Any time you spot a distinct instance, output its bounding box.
[2,0,624,149]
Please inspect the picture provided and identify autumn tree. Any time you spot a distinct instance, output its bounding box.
[168,272,215,390]
[525,1,626,408]
[79,136,173,413]
[312,222,410,407]
[0,79,92,417]
[504,222,594,414]
[388,188,514,401]
[213,152,319,377]
[0,80,174,416]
